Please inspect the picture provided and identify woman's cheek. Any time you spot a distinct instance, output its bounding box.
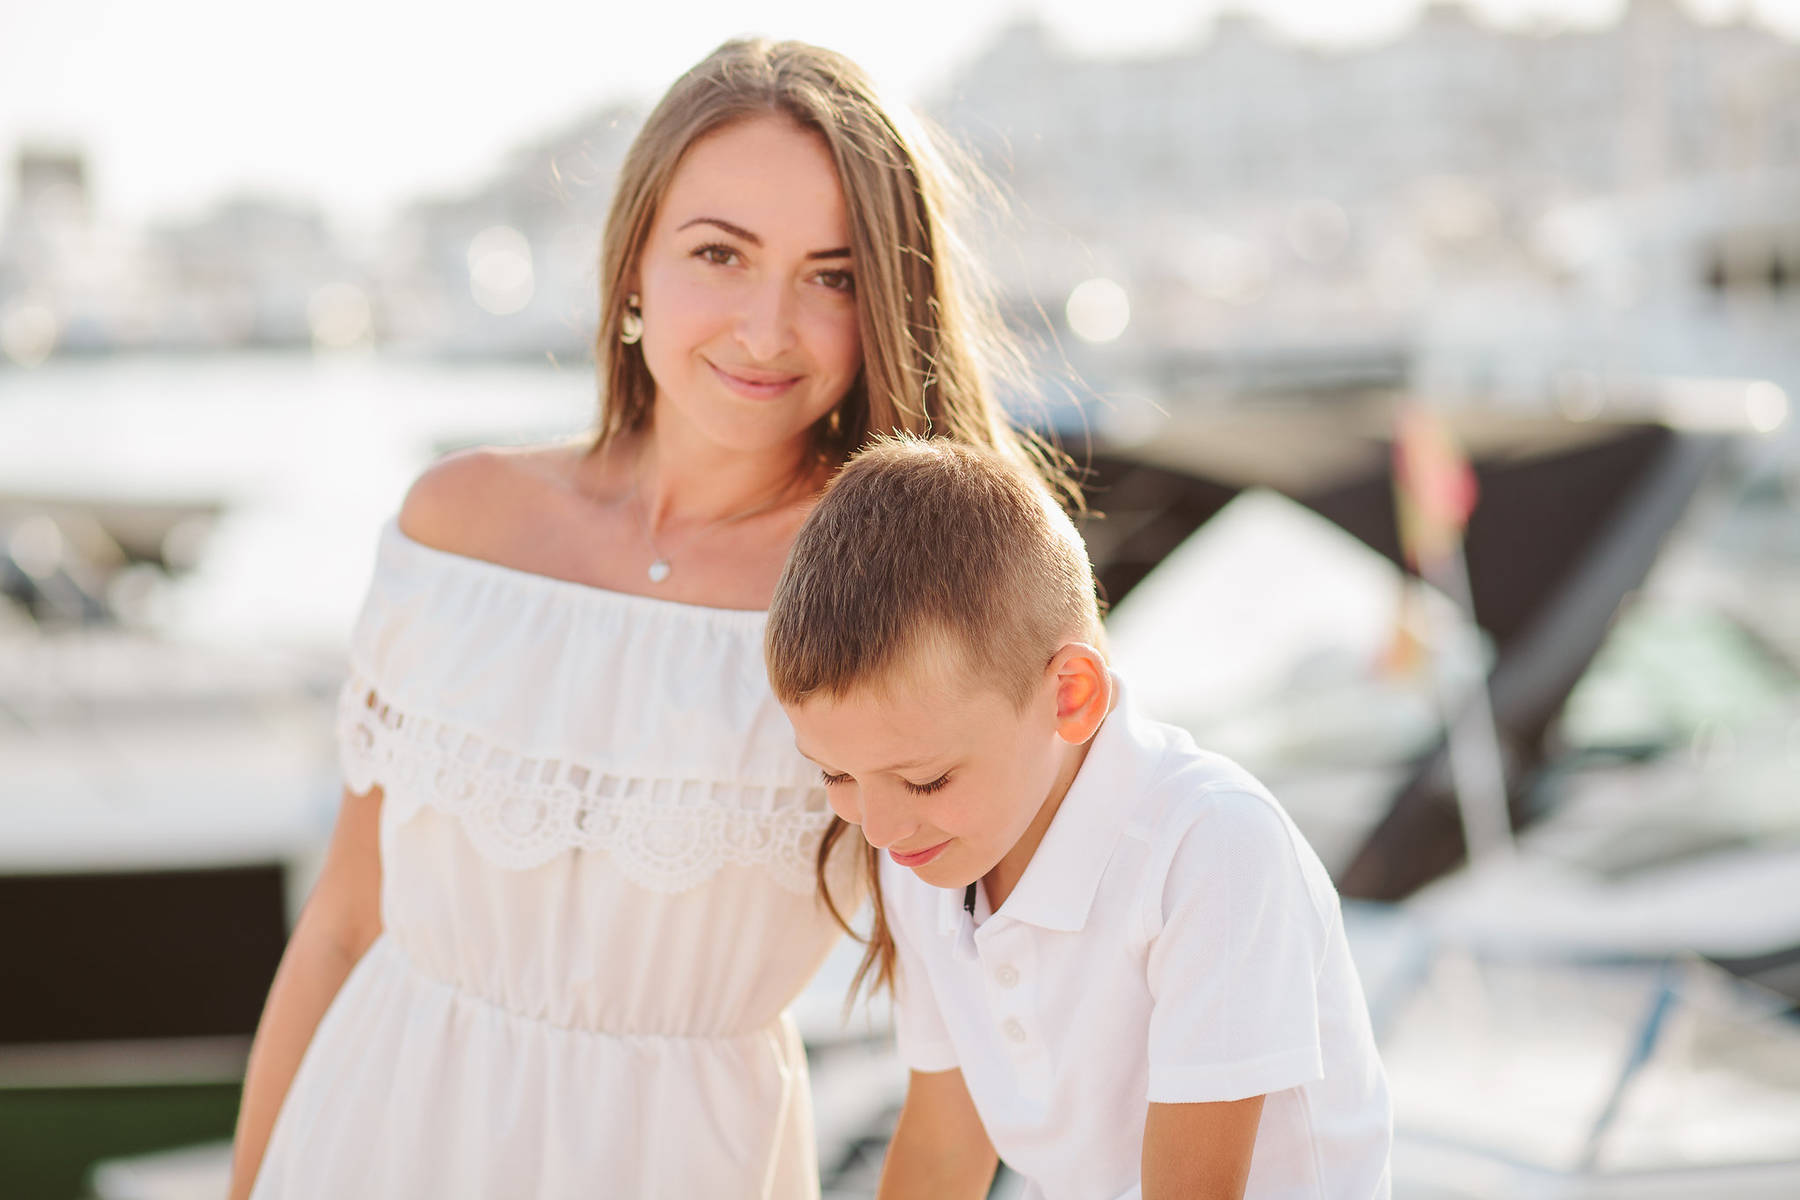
[808,307,863,378]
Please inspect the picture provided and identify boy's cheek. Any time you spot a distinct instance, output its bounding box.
[826,791,862,828]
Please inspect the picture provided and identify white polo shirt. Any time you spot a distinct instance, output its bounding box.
[880,677,1392,1200]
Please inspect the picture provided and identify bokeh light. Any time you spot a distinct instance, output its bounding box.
[468,225,534,316]
[1,300,59,367]
[1746,380,1790,434]
[1065,277,1130,343]
[307,282,374,352]
[1286,197,1351,265]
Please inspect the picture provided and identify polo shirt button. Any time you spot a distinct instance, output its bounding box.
[1002,1017,1028,1044]
[994,964,1020,988]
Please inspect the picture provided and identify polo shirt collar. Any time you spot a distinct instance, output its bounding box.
[938,672,1150,936]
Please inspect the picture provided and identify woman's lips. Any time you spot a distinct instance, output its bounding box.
[707,360,802,399]
[889,840,950,868]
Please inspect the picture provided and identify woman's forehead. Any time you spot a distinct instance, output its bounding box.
[658,115,848,247]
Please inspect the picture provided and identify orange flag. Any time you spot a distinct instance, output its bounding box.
[1392,404,1479,572]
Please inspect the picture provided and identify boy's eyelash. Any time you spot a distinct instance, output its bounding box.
[816,769,950,795]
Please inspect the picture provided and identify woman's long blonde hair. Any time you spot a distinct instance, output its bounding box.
[591,38,1081,1002]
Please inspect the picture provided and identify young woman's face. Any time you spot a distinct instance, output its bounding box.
[634,115,863,456]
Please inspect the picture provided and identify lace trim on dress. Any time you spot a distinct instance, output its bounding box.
[337,675,837,895]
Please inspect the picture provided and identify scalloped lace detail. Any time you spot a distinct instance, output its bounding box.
[338,675,837,895]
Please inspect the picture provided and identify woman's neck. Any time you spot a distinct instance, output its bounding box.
[634,418,820,533]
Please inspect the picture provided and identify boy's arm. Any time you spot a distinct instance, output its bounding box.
[1134,794,1331,1199]
[1141,1095,1265,1200]
[877,1068,998,1200]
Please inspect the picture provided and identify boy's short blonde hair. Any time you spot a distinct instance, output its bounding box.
[767,435,1101,711]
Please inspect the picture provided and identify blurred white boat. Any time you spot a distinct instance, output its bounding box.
[1351,907,1800,1199]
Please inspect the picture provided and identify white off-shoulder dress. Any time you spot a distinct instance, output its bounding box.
[250,520,854,1199]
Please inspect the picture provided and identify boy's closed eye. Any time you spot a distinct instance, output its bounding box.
[818,769,952,796]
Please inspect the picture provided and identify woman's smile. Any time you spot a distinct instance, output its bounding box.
[706,358,805,399]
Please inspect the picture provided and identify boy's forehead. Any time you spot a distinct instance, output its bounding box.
[784,658,1015,756]
[858,636,1019,719]
[786,697,947,773]
[789,672,962,729]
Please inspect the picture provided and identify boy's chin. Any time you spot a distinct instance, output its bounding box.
[903,853,982,892]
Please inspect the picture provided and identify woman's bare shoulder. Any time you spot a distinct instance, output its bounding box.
[397,440,591,560]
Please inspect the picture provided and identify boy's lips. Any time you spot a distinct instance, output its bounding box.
[889,840,950,868]
[707,359,803,398]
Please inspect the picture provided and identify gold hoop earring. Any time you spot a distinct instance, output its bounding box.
[620,293,643,345]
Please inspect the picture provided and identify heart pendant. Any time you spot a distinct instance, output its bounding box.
[647,559,671,583]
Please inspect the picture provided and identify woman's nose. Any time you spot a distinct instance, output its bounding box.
[734,278,797,362]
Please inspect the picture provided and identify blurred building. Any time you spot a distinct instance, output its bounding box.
[933,0,1800,410]
[144,196,362,350]
[0,147,155,361]
[0,155,372,357]
[2,0,1796,401]
[378,102,639,358]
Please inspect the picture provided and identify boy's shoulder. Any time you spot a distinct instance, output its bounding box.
[1115,702,1338,933]
[1108,694,1283,839]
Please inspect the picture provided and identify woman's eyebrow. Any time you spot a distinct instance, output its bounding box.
[675,216,850,260]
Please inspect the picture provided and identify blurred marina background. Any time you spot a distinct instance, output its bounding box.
[4,0,1800,1196]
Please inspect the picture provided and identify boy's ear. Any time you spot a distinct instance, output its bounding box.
[1048,642,1111,745]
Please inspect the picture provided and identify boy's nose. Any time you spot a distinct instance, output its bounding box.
[857,797,917,852]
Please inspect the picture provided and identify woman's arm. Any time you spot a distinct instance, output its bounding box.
[876,1068,998,1200]
[226,783,384,1200]
[1140,1095,1266,1200]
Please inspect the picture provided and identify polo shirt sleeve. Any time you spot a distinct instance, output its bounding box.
[880,858,960,1073]
[1139,789,1330,1104]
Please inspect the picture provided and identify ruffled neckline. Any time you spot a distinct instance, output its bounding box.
[344,512,809,786]
[379,518,774,629]
[339,514,836,885]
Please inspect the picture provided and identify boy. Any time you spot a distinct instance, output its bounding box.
[765,437,1391,1199]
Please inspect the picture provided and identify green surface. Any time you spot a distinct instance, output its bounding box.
[1560,602,1799,749]
[0,1083,239,1200]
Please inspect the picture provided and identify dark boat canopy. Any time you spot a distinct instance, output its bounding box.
[1075,403,1725,899]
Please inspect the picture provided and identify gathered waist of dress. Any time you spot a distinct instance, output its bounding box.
[360,933,796,1043]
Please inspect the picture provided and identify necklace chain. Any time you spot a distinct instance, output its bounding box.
[628,447,796,584]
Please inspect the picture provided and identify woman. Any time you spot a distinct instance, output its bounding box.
[229,37,1072,1200]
